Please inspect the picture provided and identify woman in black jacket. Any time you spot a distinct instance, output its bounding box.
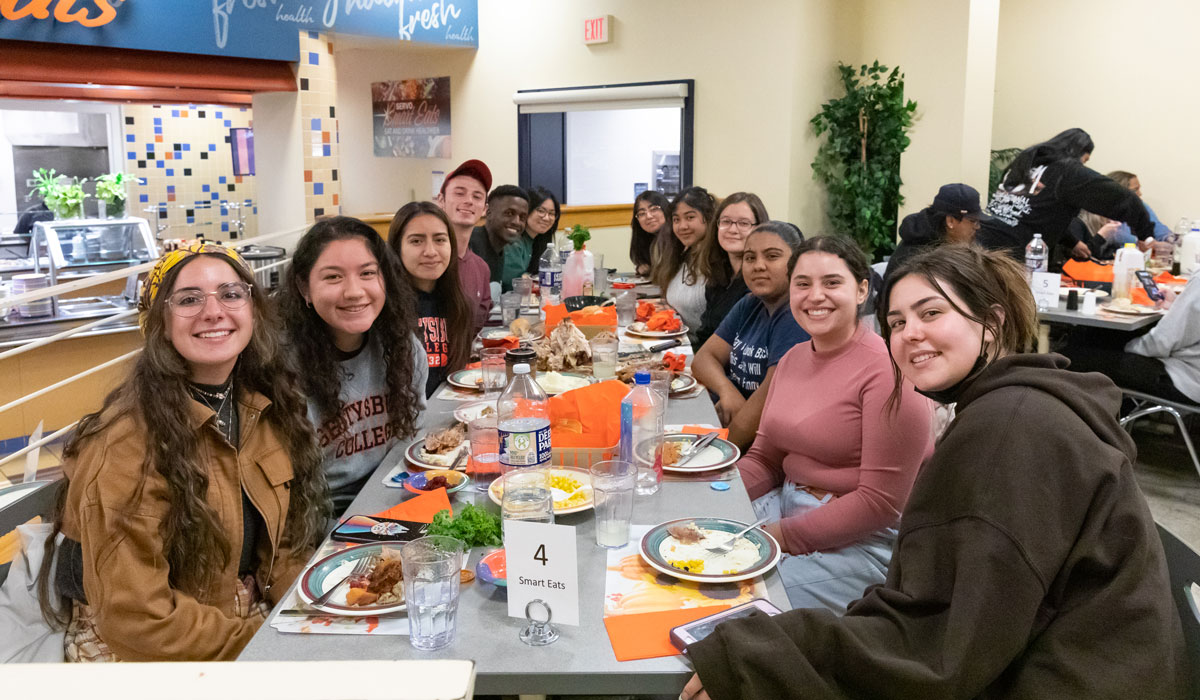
[883,183,984,281]
[977,128,1153,261]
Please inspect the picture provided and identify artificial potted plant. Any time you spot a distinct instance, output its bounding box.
[95,172,127,219]
[30,168,88,220]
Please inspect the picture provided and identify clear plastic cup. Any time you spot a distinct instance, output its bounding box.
[590,460,636,548]
[468,415,500,491]
[589,336,619,379]
[513,277,534,309]
[614,290,636,327]
[500,468,555,524]
[480,347,508,395]
[501,291,522,325]
[402,536,465,651]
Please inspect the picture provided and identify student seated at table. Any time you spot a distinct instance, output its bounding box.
[736,235,932,613]
[693,192,769,347]
[651,186,716,344]
[883,183,984,280]
[281,217,427,514]
[1060,276,1200,406]
[389,201,473,399]
[681,245,1185,700]
[1065,210,1122,260]
[503,185,559,284]
[692,221,809,448]
[37,243,329,661]
[630,190,670,277]
[1106,170,1173,244]
[469,184,529,291]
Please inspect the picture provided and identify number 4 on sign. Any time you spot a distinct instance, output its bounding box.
[534,544,548,566]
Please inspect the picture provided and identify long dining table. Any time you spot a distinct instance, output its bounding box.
[238,368,790,697]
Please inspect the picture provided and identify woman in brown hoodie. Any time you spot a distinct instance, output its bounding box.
[38,243,329,661]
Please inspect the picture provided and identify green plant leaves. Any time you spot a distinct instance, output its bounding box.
[811,61,915,260]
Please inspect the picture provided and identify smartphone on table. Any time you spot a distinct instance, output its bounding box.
[1134,270,1165,302]
[670,598,783,652]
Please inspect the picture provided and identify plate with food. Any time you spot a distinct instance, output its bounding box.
[298,543,406,616]
[488,467,594,514]
[637,433,740,473]
[639,518,781,584]
[404,469,470,495]
[405,424,470,470]
[626,321,689,338]
[1100,300,1161,315]
[479,319,543,345]
[536,371,594,395]
[453,400,496,424]
[609,273,650,285]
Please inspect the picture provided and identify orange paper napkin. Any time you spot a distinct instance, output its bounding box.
[1062,259,1113,283]
[1155,272,1188,285]
[681,425,730,440]
[549,379,629,448]
[603,605,731,661]
[543,303,618,331]
[1131,288,1155,307]
[371,488,451,523]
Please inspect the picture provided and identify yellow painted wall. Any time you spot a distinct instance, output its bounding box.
[335,0,855,240]
[992,0,1199,226]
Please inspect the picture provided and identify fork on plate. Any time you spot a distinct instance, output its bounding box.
[310,553,377,607]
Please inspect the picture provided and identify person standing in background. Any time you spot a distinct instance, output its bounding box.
[977,128,1154,263]
[390,201,473,399]
[502,186,559,285]
[436,159,493,334]
[694,192,769,347]
[630,190,670,277]
[469,184,529,289]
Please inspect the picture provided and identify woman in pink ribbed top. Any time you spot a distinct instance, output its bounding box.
[740,235,932,613]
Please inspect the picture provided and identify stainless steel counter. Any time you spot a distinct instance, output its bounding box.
[0,295,138,347]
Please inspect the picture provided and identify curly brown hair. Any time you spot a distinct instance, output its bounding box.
[39,253,329,624]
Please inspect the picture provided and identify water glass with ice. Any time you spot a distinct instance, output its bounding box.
[468,415,500,491]
[589,460,636,548]
[402,535,466,651]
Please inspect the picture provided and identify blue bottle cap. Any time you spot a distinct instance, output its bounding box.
[634,370,651,385]
[710,482,731,491]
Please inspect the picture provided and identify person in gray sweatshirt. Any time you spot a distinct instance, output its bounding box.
[281,217,427,515]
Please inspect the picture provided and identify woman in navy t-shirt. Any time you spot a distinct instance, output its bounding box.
[692,221,809,448]
[389,201,473,398]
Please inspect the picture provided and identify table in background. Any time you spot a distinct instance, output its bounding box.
[239,386,788,697]
[1036,299,1161,353]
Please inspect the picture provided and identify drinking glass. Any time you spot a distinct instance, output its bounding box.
[649,370,672,413]
[468,415,500,492]
[589,460,636,548]
[614,290,637,327]
[501,468,555,524]
[501,291,522,325]
[402,535,466,651]
[480,347,508,395]
[589,336,619,379]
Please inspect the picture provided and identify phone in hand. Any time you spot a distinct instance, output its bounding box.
[1134,270,1165,302]
[670,598,783,652]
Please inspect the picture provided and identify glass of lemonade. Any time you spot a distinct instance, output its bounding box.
[589,460,636,548]
[589,336,619,379]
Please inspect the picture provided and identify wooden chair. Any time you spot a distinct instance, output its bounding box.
[1120,388,1200,480]
[0,480,59,585]
[1157,523,1200,698]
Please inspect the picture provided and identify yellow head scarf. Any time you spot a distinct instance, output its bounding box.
[138,242,252,331]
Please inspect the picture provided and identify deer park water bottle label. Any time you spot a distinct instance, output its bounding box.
[499,418,552,467]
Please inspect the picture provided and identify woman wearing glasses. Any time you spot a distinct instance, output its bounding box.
[502,186,560,286]
[281,217,428,515]
[630,190,669,277]
[694,192,769,347]
[39,243,329,661]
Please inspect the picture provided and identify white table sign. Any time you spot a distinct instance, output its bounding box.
[504,520,580,626]
[1032,271,1061,310]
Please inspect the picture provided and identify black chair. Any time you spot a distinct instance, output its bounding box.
[1120,389,1200,480]
[0,480,58,585]
[1157,523,1200,698]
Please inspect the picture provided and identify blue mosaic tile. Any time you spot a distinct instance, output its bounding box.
[224,120,231,127]
[125,134,134,142]
[187,216,194,224]
[240,107,247,112]
[146,143,154,151]
[209,144,217,151]
[167,185,175,192]
[307,30,318,39]
[219,176,226,184]
[153,117,162,126]
[216,111,223,119]
[222,221,230,232]
[174,152,182,159]
[154,127,162,134]
[322,144,331,157]
[166,168,174,176]
[127,151,136,160]
[202,184,210,192]
[182,144,190,151]
[313,182,323,195]
[308,52,318,65]
[253,206,258,214]
[156,161,164,168]
[211,192,220,200]
[171,109,179,116]
[139,194,148,202]
[220,206,228,215]
[310,118,320,130]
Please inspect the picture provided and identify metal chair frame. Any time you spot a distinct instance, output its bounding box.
[1120,389,1200,480]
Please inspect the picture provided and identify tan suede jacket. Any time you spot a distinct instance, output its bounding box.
[60,391,311,661]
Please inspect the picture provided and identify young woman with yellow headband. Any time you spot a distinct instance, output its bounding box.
[37,242,329,661]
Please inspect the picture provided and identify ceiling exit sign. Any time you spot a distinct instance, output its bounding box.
[584,15,610,44]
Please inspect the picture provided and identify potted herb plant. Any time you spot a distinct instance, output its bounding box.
[95,172,127,219]
[30,168,88,220]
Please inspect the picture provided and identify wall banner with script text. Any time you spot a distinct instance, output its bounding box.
[372,77,452,159]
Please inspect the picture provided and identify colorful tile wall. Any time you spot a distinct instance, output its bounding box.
[297,30,341,223]
[121,104,259,240]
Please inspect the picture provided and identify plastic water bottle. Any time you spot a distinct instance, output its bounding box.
[620,371,663,496]
[1024,233,1047,282]
[1112,243,1144,301]
[538,246,561,306]
[497,363,554,523]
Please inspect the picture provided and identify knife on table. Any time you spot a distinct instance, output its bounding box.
[674,431,719,467]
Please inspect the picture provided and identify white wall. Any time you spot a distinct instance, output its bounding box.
[992,0,1199,226]
[251,91,308,240]
[565,107,680,205]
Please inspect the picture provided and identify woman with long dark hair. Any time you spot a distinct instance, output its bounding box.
[682,244,1184,700]
[651,186,716,344]
[978,127,1154,262]
[389,202,473,398]
[38,243,329,661]
[630,190,669,277]
[281,216,427,513]
[693,192,769,347]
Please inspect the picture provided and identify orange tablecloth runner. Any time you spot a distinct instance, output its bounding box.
[371,487,451,523]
